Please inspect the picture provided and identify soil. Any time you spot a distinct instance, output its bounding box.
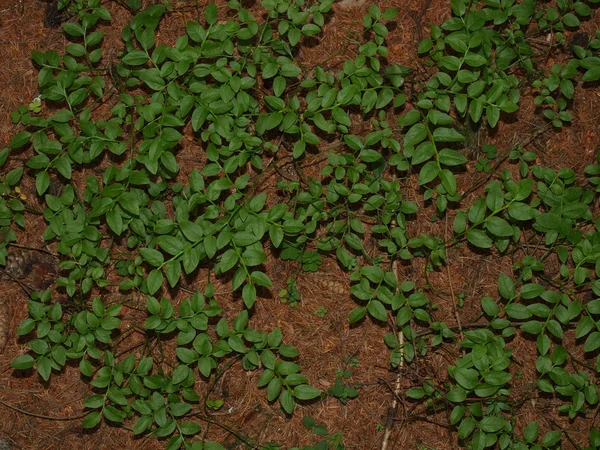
[1,0,600,449]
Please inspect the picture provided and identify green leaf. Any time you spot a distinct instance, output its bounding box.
[524,421,539,443]
[585,332,600,352]
[82,411,102,429]
[480,416,507,433]
[453,212,466,234]
[140,248,164,267]
[279,345,299,358]
[133,415,152,435]
[484,371,511,386]
[106,209,123,235]
[382,7,398,19]
[4,167,22,186]
[506,303,531,320]
[301,23,321,36]
[280,64,301,78]
[147,269,163,295]
[465,53,488,68]
[288,28,301,46]
[219,249,238,273]
[267,377,282,401]
[179,421,202,436]
[80,359,93,377]
[406,388,425,399]
[250,271,272,287]
[367,300,387,322]
[497,273,514,299]
[242,283,256,309]
[242,249,267,266]
[446,387,467,402]
[157,235,183,255]
[562,13,580,27]
[439,169,456,195]
[37,356,52,381]
[520,283,544,299]
[412,141,435,165]
[485,217,513,237]
[9,131,31,149]
[122,50,148,65]
[263,63,278,79]
[349,307,366,323]
[332,107,351,127]
[103,405,125,423]
[376,88,394,109]
[165,260,181,287]
[433,127,464,142]
[454,368,479,390]
[293,385,321,400]
[337,85,357,105]
[170,402,192,416]
[204,2,218,24]
[583,67,600,82]
[576,316,594,339]
[466,229,493,249]
[11,354,35,369]
[404,123,428,147]
[418,161,439,185]
[439,149,466,166]
[293,140,306,158]
[458,417,476,439]
[481,297,499,316]
[63,22,84,36]
[108,386,128,406]
[361,266,384,283]
[36,171,50,196]
[82,394,105,409]
[280,389,295,414]
[542,431,562,447]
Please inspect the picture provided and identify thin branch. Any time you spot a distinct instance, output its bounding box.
[381,260,405,450]
[0,399,86,421]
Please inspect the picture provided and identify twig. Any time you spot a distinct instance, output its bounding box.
[0,399,86,421]
[381,260,405,450]
[445,215,463,342]
[462,123,551,197]
[548,419,581,450]
[7,243,59,258]
[192,412,261,449]
[405,414,453,429]
[0,268,34,296]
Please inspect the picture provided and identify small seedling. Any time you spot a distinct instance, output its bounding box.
[313,306,327,318]
[456,292,467,308]
[345,356,359,368]
[329,369,358,405]
[205,399,224,410]
[476,157,493,173]
[279,278,301,306]
[28,96,42,114]
[298,416,345,450]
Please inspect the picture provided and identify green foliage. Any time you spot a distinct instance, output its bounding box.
[4,0,600,448]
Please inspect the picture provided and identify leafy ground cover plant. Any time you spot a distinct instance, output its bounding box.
[2,0,600,448]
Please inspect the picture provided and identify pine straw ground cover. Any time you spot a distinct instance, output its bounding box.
[2,0,600,449]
